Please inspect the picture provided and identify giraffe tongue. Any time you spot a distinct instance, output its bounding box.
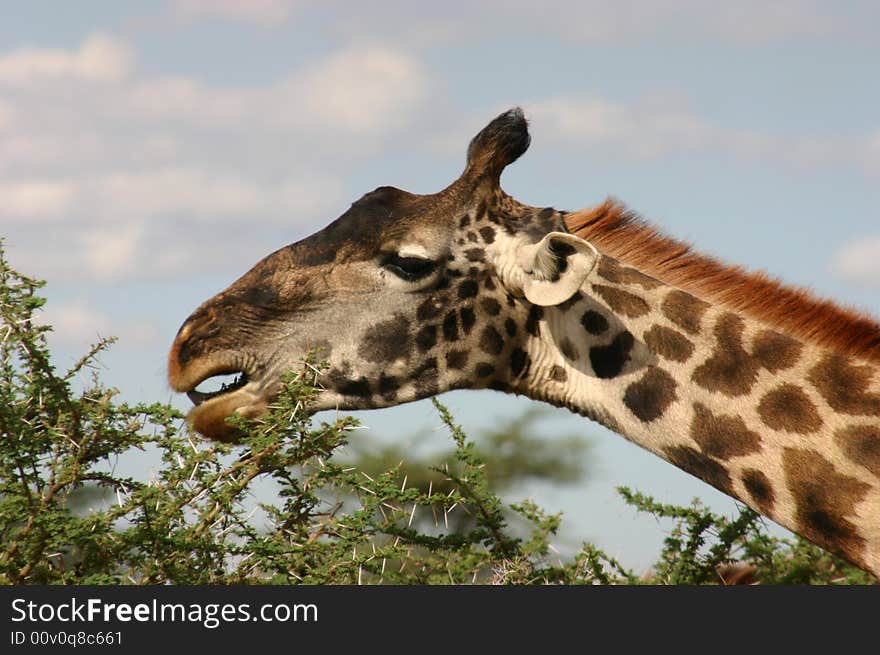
[187,373,248,406]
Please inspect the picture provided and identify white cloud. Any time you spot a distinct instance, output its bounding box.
[278,46,426,134]
[830,237,880,289]
[171,0,299,25]
[81,224,144,279]
[538,0,838,44]
[0,99,12,129]
[0,37,427,146]
[529,98,627,143]
[528,95,744,159]
[525,94,874,169]
[0,33,428,284]
[37,300,111,346]
[118,76,250,125]
[141,133,180,160]
[0,33,133,84]
[0,33,426,137]
[1,169,343,224]
[97,169,267,220]
[0,180,78,219]
[93,168,344,221]
[36,299,160,348]
[865,130,880,175]
[301,0,858,47]
[169,1,857,45]
[110,45,426,134]
[0,133,106,174]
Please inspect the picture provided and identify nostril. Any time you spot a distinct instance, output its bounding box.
[176,308,217,341]
[169,308,219,387]
[175,333,199,369]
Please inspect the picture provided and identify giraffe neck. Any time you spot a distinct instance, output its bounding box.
[518,254,880,576]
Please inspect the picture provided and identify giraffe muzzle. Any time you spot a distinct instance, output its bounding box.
[183,372,268,442]
[169,322,272,440]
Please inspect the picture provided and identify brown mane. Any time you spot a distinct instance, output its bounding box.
[564,200,880,364]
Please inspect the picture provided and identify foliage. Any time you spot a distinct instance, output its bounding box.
[0,241,874,585]
[616,489,875,585]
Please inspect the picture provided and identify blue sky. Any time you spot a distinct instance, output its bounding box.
[2,1,879,571]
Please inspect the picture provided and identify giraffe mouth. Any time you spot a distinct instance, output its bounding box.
[186,372,250,407]
[179,365,270,442]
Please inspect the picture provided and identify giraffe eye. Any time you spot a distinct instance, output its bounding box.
[382,254,437,281]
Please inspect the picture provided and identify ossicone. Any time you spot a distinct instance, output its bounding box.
[463,108,531,184]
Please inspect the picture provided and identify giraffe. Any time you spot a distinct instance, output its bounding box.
[168,108,880,577]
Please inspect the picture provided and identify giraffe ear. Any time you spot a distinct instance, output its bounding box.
[518,232,599,307]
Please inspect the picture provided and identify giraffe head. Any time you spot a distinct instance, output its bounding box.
[168,109,600,440]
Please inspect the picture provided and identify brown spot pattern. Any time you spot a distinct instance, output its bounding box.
[549,365,567,383]
[643,325,695,363]
[464,247,485,262]
[457,279,478,299]
[782,447,869,563]
[378,374,399,402]
[510,347,529,378]
[692,313,759,397]
[480,297,501,316]
[593,284,650,318]
[807,353,880,417]
[445,350,468,370]
[741,468,776,515]
[415,325,437,352]
[589,330,634,379]
[475,363,494,378]
[597,257,662,290]
[581,310,608,335]
[664,445,733,495]
[661,290,710,335]
[479,325,504,356]
[623,367,677,422]
[758,384,823,433]
[459,307,476,334]
[417,297,443,321]
[442,311,459,342]
[834,425,880,479]
[525,305,543,336]
[689,402,762,460]
[358,315,412,364]
[751,329,802,373]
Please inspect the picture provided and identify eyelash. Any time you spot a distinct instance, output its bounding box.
[382,254,437,282]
